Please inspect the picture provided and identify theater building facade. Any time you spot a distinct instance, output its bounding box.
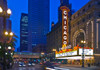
[47,0,100,64]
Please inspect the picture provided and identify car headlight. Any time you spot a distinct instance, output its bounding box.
[46,67,55,70]
[19,65,21,66]
[28,63,31,65]
[23,65,26,66]
[32,63,35,65]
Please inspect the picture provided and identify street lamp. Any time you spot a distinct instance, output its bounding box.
[0,7,11,32]
[5,31,13,36]
[41,52,44,55]
[5,31,8,36]
[10,32,13,36]
[81,40,86,67]
[52,49,56,62]
[3,32,13,70]
[0,7,3,13]
[0,6,12,70]
[7,9,11,15]
[8,46,11,50]
[11,53,13,56]
[0,46,1,49]
[5,52,8,55]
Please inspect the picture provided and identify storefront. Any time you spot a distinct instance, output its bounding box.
[55,45,94,65]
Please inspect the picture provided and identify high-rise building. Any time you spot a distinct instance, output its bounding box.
[47,0,100,64]
[0,0,7,11]
[0,0,7,34]
[0,0,11,42]
[20,13,28,51]
[28,0,50,51]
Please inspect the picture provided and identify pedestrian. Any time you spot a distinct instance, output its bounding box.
[88,63,90,67]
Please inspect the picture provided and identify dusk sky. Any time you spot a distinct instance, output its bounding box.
[7,0,90,51]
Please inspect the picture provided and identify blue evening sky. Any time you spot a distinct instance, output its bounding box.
[7,0,90,51]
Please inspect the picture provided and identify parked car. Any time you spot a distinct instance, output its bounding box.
[28,62,35,66]
[19,62,26,67]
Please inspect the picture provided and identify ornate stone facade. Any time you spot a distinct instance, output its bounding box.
[47,0,100,63]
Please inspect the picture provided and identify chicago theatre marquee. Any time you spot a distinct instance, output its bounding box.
[47,0,100,64]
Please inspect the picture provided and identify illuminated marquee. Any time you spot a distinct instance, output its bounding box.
[56,45,93,58]
[60,6,70,46]
[56,50,77,58]
[79,48,93,55]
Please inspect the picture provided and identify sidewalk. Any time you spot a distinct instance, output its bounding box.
[60,64,87,67]
[59,64,100,69]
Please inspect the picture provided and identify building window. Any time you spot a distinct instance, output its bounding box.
[88,4,91,8]
[98,2,100,5]
[88,14,91,19]
[82,18,85,22]
[73,24,75,27]
[77,13,80,16]
[98,13,100,17]
[83,9,85,12]
[73,16,75,19]
[77,22,80,25]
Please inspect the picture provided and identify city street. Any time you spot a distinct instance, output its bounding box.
[7,63,100,70]
[7,63,43,70]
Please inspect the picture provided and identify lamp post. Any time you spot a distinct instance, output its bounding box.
[81,40,86,67]
[4,32,13,70]
[0,46,1,49]
[0,7,12,70]
[52,49,56,62]
[0,7,11,32]
[41,52,45,63]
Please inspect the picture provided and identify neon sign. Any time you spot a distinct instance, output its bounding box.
[59,44,71,51]
[60,6,70,46]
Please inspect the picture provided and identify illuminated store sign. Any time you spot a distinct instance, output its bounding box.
[56,51,77,58]
[59,44,71,51]
[79,48,93,55]
[60,6,70,46]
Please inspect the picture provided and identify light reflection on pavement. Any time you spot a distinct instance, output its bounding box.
[7,63,42,70]
[10,67,36,70]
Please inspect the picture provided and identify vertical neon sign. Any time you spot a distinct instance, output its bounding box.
[60,6,70,47]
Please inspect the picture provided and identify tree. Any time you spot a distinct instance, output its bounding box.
[0,34,18,64]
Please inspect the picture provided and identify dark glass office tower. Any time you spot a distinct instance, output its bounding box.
[28,0,50,51]
[20,13,28,51]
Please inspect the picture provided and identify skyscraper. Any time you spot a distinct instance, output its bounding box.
[28,0,50,51]
[20,13,28,51]
[0,0,7,34]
